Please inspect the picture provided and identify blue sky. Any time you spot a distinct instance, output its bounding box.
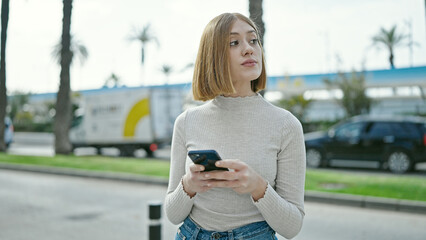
[5,0,426,93]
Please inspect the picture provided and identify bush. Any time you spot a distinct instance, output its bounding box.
[302,119,341,133]
[14,122,53,132]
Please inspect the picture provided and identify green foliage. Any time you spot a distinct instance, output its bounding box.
[160,64,173,76]
[302,119,341,133]
[277,94,312,121]
[9,91,81,133]
[103,73,122,88]
[13,122,52,132]
[371,25,407,69]
[323,70,373,118]
[8,92,30,120]
[51,35,89,66]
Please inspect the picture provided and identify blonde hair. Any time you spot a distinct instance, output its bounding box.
[192,13,267,101]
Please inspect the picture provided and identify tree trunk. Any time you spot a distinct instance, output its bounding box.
[249,0,265,46]
[141,46,145,65]
[249,0,265,95]
[54,0,73,154]
[0,0,10,152]
[389,51,395,69]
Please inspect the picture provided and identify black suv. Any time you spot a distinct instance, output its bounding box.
[304,115,426,173]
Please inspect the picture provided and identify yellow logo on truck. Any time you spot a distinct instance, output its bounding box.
[123,98,150,137]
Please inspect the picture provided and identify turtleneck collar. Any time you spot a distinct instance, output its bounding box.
[212,93,266,111]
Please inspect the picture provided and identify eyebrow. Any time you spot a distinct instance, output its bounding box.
[230,30,256,35]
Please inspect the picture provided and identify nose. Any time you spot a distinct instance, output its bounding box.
[242,41,254,56]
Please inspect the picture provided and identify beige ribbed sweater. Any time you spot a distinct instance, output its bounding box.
[164,94,306,239]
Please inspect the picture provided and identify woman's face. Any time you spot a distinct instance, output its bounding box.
[228,19,262,86]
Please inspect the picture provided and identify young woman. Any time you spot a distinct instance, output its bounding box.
[165,12,306,240]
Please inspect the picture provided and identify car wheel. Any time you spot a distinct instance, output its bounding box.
[306,148,323,168]
[387,151,412,174]
[144,147,154,158]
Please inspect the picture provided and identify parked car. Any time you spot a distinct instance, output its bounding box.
[304,115,426,173]
[4,117,14,148]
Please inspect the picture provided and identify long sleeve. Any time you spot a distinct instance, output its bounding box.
[253,115,306,239]
[164,111,195,224]
[163,95,306,238]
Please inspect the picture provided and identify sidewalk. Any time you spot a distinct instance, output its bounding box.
[1,161,426,214]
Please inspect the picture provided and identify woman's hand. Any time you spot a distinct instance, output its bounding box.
[182,164,211,198]
[204,159,267,201]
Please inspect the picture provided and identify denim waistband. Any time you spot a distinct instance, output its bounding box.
[179,217,276,240]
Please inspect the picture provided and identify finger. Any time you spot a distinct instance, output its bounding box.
[189,164,205,172]
[215,159,246,171]
[203,171,238,181]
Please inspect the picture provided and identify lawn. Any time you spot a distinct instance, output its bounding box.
[0,153,170,178]
[306,169,426,202]
[1,153,425,202]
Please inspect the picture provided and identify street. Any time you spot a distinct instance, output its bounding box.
[1,169,426,240]
[0,169,178,240]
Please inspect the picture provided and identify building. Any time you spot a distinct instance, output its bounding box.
[16,66,426,123]
[266,66,426,121]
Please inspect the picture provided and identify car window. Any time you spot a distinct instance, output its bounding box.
[392,122,420,138]
[334,122,364,139]
[366,121,421,138]
[421,123,426,133]
[367,122,392,137]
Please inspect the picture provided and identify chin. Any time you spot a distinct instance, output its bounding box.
[246,72,262,81]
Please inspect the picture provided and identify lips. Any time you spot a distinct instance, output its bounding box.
[241,59,257,67]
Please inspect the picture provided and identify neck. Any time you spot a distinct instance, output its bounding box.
[224,82,256,98]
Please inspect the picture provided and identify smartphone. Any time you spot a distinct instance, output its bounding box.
[187,150,228,172]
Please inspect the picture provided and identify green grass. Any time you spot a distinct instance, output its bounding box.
[0,153,170,178]
[1,153,425,202]
[306,169,426,202]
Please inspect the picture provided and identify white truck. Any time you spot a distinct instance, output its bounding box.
[70,85,188,157]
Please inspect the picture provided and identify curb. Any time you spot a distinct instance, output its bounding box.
[1,162,426,214]
[304,190,426,214]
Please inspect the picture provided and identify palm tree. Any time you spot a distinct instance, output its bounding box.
[52,35,88,66]
[249,0,265,96]
[128,24,159,66]
[249,0,265,47]
[0,0,10,152]
[54,0,74,155]
[372,25,407,69]
[103,73,122,88]
[52,6,88,155]
[160,64,173,84]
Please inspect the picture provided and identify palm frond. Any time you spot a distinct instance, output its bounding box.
[51,34,89,66]
[160,64,173,75]
[128,23,159,46]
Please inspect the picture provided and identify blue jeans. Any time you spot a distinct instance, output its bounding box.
[175,217,278,240]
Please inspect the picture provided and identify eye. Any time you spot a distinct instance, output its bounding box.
[230,40,239,46]
[250,38,259,44]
